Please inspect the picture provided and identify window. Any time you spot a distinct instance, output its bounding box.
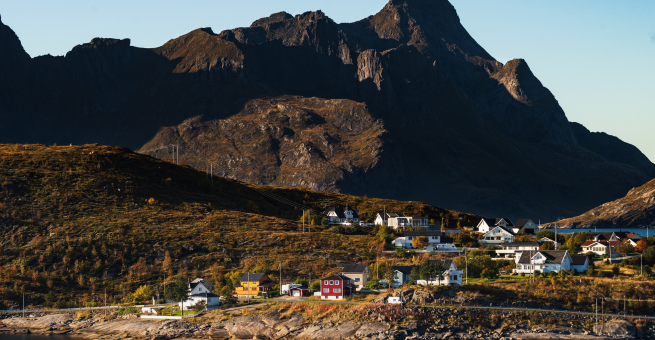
[452,275,457,280]
[323,288,329,293]
[324,280,328,285]
[329,280,334,285]
[355,278,360,282]
[335,280,340,285]
[333,288,341,293]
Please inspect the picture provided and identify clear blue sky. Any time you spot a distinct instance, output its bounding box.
[2,0,654,162]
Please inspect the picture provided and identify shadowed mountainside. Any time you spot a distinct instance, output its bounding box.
[0,1,654,220]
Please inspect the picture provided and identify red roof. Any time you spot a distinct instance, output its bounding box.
[582,240,619,247]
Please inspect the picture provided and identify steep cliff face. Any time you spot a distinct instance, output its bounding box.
[0,0,653,220]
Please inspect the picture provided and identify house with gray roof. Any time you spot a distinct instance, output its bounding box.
[515,250,572,274]
[339,264,371,290]
[324,206,360,225]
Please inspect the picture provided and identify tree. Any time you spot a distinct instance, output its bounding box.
[193,299,207,313]
[384,266,396,288]
[409,267,420,285]
[377,225,392,242]
[44,291,56,307]
[419,261,434,283]
[431,260,445,285]
[220,285,237,308]
[635,240,648,253]
[616,240,635,257]
[643,246,655,265]
[535,230,555,240]
[165,277,189,315]
[294,278,309,287]
[539,242,554,251]
[310,280,321,292]
[611,264,620,276]
[412,236,429,249]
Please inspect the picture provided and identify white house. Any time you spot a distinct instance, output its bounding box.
[389,260,462,287]
[515,250,572,274]
[589,231,640,247]
[375,212,404,225]
[387,216,429,229]
[581,240,620,258]
[179,278,220,310]
[323,206,360,225]
[475,218,514,233]
[570,256,591,273]
[416,260,463,286]
[393,231,444,249]
[495,241,539,258]
[512,219,539,235]
[480,226,515,245]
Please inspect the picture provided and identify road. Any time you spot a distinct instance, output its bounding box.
[4,298,654,321]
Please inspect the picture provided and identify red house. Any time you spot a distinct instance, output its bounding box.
[320,274,356,300]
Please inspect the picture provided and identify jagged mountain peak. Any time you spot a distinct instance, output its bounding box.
[368,0,494,61]
[0,1,653,220]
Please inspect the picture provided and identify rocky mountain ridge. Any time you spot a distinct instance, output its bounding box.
[1,1,654,220]
[545,178,655,229]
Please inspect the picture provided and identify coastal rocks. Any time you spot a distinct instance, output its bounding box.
[593,320,635,338]
[354,322,389,339]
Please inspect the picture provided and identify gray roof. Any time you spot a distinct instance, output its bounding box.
[240,273,267,282]
[428,259,454,270]
[341,264,369,273]
[324,206,360,219]
[570,256,589,266]
[405,231,442,237]
[514,219,535,229]
[517,251,568,265]
[440,237,454,244]
[189,292,219,298]
[504,241,539,247]
[392,266,417,275]
[189,278,214,292]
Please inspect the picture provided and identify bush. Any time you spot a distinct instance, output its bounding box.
[118,306,138,316]
[612,264,620,276]
[364,279,382,290]
[395,248,410,258]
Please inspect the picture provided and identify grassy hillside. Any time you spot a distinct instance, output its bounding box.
[0,144,479,308]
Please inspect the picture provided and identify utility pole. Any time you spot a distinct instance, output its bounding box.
[308,210,310,233]
[302,210,305,233]
[176,144,179,165]
[279,263,282,297]
[22,293,24,319]
[210,163,213,187]
[465,248,468,284]
[247,272,250,304]
[104,289,107,318]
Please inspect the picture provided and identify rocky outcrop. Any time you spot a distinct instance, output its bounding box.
[0,1,654,219]
[2,309,653,340]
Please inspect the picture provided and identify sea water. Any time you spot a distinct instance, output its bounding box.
[0,335,82,340]
[551,228,652,237]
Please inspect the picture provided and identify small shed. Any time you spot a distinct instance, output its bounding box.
[288,286,310,297]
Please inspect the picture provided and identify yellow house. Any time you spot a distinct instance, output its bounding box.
[234,273,275,296]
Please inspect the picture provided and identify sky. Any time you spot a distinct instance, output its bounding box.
[2,0,654,162]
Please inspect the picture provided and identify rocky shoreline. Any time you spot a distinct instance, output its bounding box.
[0,305,651,340]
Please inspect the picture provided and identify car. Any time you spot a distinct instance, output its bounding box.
[387,297,405,305]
